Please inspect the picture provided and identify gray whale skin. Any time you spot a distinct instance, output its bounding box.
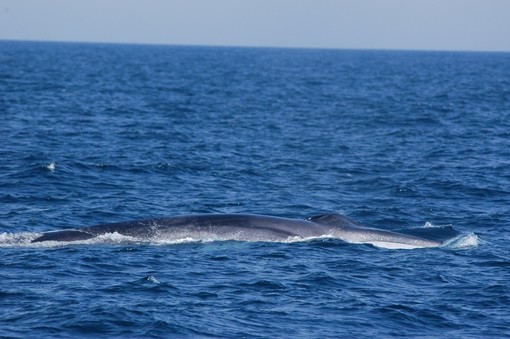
[32,213,443,249]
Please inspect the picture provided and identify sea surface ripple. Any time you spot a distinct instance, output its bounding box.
[1,41,509,337]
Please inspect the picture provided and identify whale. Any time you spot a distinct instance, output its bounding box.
[31,213,447,249]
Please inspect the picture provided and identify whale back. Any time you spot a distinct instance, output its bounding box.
[32,230,94,242]
[308,213,364,228]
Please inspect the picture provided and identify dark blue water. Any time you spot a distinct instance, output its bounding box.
[1,41,509,337]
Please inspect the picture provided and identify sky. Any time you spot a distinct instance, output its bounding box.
[1,0,509,52]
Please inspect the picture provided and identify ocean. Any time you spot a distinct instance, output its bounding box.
[1,40,509,337]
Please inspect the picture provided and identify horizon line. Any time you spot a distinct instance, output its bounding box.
[2,38,510,54]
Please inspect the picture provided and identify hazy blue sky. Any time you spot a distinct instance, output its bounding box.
[1,0,509,51]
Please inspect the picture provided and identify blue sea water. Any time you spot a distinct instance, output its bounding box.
[1,40,509,337]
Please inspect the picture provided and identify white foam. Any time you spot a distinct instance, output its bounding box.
[45,162,56,171]
[422,221,452,228]
[441,233,479,249]
[93,232,138,244]
[0,232,40,247]
[0,232,139,248]
[150,236,203,245]
[423,221,435,228]
[145,275,160,284]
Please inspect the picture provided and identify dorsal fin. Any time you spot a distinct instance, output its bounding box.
[307,213,364,228]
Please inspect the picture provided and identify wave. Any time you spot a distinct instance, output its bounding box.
[441,233,480,249]
[0,231,476,250]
